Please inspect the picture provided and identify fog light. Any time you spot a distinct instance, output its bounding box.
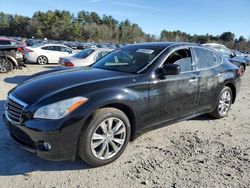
[37,141,51,151]
[43,142,51,151]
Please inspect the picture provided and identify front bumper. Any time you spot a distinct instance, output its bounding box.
[3,113,84,161]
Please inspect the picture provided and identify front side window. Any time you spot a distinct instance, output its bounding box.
[163,48,192,72]
[93,46,164,73]
[193,48,215,69]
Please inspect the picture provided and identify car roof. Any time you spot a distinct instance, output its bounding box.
[43,43,69,47]
[92,48,114,51]
[203,43,225,47]
[0,37,16,41]
[129,42,199,49]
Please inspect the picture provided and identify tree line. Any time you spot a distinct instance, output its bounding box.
[0,10,249,50]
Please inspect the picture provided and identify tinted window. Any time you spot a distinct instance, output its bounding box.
[95,51,110,61]
[10,41,18,45]
[164,49,192,72]
[93,46,164,73]
[73,48,94,58]
[0,40,11,45]
[42,46,61,51]
[214,53,222,65]
[60,47,72,53]
[194,48,215,69]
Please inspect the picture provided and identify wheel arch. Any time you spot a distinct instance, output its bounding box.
[225,83,236,104]
[5,55,18,67]
[83,102,137,141]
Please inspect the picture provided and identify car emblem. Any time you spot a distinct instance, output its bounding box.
[4,102,8,110]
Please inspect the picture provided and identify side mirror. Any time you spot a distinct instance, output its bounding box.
[156,64,181,78]
[230,53,236,58]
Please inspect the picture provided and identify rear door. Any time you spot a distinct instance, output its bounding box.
[192,47,224,113]
[146,47,199,126]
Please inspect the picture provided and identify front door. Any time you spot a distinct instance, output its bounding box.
[145,47,199,127]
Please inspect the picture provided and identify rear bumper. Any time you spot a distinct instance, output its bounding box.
[3,113,84,161]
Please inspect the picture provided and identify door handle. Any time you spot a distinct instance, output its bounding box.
[188,78,198,83]
[217,73,223,77]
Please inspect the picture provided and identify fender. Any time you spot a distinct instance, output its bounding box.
[5,55,19,67]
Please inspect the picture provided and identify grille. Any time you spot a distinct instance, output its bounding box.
[5,95,27,124]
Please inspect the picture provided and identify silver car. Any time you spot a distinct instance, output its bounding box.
[59,48,113,67]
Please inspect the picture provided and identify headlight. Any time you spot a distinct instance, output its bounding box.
[33,97,88,119]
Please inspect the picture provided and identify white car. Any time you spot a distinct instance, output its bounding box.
[59,48,113,67]
[24,44,76,64]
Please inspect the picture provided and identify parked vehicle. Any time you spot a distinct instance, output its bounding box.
[3,42,241,167]
[0,37,26,55]
[0,45,25,73]
[203,43,247,75]
[233,50,250,66]
[59,48,113,67]
[24,44,76,64]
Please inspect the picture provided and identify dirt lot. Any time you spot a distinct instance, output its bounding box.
[0,64,250,188]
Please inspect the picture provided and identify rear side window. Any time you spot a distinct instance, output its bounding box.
[73,48,94,58]
[0,40,11,45]
[164,48,192,72]
[214,53,222,65]
[193,48,215,69]
[42,46,61,51]
[95,51,110,61]
[60,47,72,53]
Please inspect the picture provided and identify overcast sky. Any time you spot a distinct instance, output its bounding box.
[1,0,249,38]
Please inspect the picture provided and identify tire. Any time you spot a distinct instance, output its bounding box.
[0,57,12,73]
[209,86,232,119]
[37,56,48,65]
[238,64,245,76]
[78,107,131,167]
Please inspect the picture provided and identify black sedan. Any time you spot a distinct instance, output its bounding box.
[3,42,241,167]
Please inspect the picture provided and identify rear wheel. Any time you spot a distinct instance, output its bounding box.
[37,56,48,65]
[0,57,12,73]
[78,108,131,167]
[209,86,232,119]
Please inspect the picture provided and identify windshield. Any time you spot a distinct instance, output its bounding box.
[92,45,164,73]
[73,48,94,58]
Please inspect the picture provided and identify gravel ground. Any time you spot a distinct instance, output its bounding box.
[0,64,250,188]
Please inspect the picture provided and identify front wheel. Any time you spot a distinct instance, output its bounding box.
[209,86,232,119]
[78,108,131,167]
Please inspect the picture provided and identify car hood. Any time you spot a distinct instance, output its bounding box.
[12,67,131,104]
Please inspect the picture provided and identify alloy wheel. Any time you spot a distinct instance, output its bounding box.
[218,90,231,116]
[37,56,48,64]
[0,58,11,73]
[91,117,127,160]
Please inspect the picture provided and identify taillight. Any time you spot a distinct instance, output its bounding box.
[26,49,33,53]
[237,65,245,76]
[17,47,23,52]
[65,62,74,67]
[237,69,243,76]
